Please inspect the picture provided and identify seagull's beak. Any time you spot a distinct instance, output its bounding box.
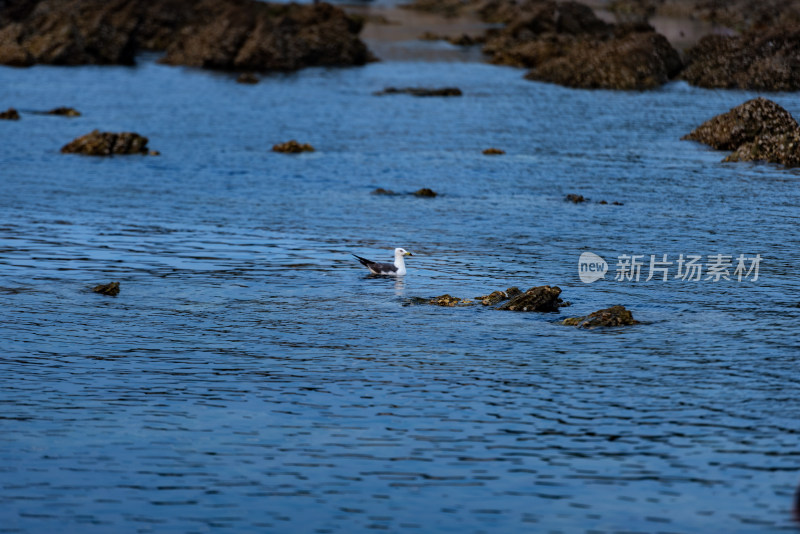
[405,252,413,256]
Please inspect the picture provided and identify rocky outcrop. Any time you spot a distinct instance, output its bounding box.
[483,148,505,155]
[61,130,150,156]
[681,26,800,91]
[272,140,315,153]
[475,287,522,305]
[413,188,438,197]
[0,0,370,71]
[0,107,20,120]
[562,305,638,327]
[375,87,463,97]
[683,97,800,167]
[92,281,120,296]
[430,294,474,306]
[480,1,681,89]
[497,285,566,312]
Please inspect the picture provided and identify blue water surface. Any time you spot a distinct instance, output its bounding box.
[1,50,799,533]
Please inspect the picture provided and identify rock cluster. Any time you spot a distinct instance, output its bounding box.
[683,97,800,167]
[562,305,638,328]
[0,107,19,120]
[0,0,370,72]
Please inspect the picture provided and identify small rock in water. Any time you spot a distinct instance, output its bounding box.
[482,148,505,155]
[566,194,587,203]
[375,87,462,97]
[413,188,437,197]
[562,305,638,328]
[92,281,120,296]
[429,294,473,307]
[236,72,259,84]
[371,188,398,195]
[497,285,566,312]
[61,130,150,156]
[272,140,315,153]
[475,287,521,306]
[0,108,20,120]
[45,107,81,117]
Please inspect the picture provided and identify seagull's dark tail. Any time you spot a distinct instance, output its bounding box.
[352,254,373,267]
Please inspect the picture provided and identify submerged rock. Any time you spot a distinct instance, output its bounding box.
[566,193,587,203]
[92,281,120,296]
[236,72,259,84]
[272,140,315,153]
[0,0,370,72]
[0,107,19,120]
[61,130,150,156]
[475,287,522,306]
[371,188,398,195]
[430,294,474,306]
[562,305,638,328]
[375,87,463,97]
[682,26,800,91]
[44,107,81,116]
[497,285,566,312]
[482,147,505,155]
[682,98,800,167]
[413,188,437,197]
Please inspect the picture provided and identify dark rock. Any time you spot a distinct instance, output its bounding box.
[44,106,80,116]
[429,294,474,306]
[682,97,800,167]
[483,147,505,155]
[376,87,463,97]
[61,130,150,156]
[236,72,259,84]
[0,0,371,71]
[447,33,484,46]
[612,201,624,205]
[562,305,638,327]
[272,140,314,153]
[481,0,681,90]
[92,281,120,296]
[371,188,398,195]
[413,188,437,197]
[682,26,800,91]
[497,285,565,312]
[0,107,20,120]
[475,286,521,306]
[419,31,441,41]
[566,193,586,203]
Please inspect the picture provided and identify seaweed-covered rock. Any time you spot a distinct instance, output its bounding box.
[475,286,522,306]
[430,294,474,306]
[376,87,462,97]
[682,26,800,91]
[272,140,315,153]
[0,107,20,120]
[481,0,681,90]
[683,98,800,166]
[92,281,120,296]
[44,107,80,116]
[566,193,587,203]
[0,0,370,71]
[497,285,565,312]
[61,130,150,156]
[413,188,438,197]
[483,147,505,155]
[562,305,638,327]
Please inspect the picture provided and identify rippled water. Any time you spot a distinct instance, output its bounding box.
[2,48,800,533]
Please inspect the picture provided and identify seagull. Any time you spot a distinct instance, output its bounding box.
[353,248,413,276]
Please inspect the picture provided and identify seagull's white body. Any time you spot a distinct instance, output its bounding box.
[353,247,413,276]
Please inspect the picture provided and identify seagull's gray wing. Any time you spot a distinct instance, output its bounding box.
[353,254,398,275]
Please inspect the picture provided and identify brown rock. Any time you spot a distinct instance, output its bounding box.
[430,294,473,306]
[497,285,565,312]
[562,305,638,327]
[45,107,80,116]
[475,287,521,306]
[683,97,800,166]
[483,147,505,155]
[413,188,437,197]
[0,107,20,120]
[566,193,586,203]
[371,188,398,195]
[376,87,462,97]
[61,130,150,156]
[92,281,120,296]
[272,140,314,153]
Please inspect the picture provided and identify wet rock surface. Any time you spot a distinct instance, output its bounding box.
[92,281,120,296]
[482,147,505,155]
[0,0,370,71]
[429,294,474,306]
[61,130,150,156]
[0,107,20,120]
[376,87,463,97]
[43,107,81,116]
[413,188,438,197]
[562,305,638,328]
[682,97,800,167]
[475,287,521,306]
[272,140,315,153]
[566,193,587,203]
[371,188,398,195]
[497,285,566,312]
[682,26,800,91]
[480,1,681,90]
